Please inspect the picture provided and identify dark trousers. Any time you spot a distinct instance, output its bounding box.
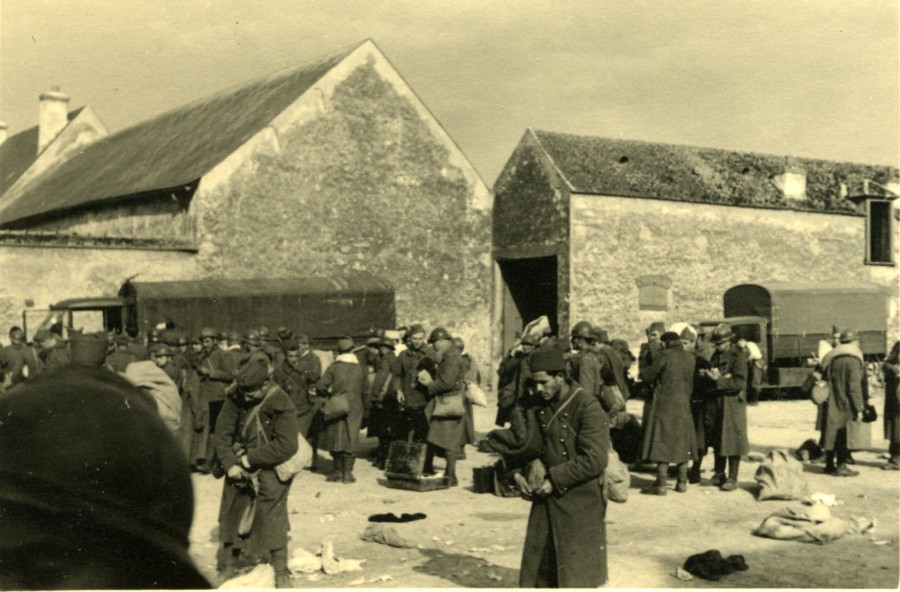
[400,406,429,444]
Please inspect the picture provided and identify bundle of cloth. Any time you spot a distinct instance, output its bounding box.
[753,501,875,544]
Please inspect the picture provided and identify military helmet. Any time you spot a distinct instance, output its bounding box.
[242,330,262,347]
[711,323,734,345]
[149,343,173,357]
[199,327,218,340]
[571,321,594,339]
[839,329,858,343]
[428,327,452,344]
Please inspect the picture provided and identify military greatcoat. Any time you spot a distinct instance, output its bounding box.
[315,354,366,453]
[822,346,866,449]
[519,384,609,588]
[639,342,697,464]
[707,345,750,457]
[425,346,469,453]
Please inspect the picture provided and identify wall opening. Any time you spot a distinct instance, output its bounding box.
[636,274,672,311]
[866,199,894,265]
[498,255,558,354]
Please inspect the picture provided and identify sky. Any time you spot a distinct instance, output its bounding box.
[1,1,897,186]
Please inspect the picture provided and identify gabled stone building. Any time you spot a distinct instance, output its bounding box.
[0,40,492,360]
[492,129,899,358]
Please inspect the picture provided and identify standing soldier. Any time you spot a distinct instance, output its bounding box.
[517,347,609,588]
[817,329,866,477]
[567,321,602,404]
[496,333,539,427]
[274,336,323,439]
[368,337,398,469]
[683,326,714,484]
[0,327,39,391]
[104,333,137,373]
[33,329,70,372]
[702,323,749,491]
[392,324,432,444]
[215,353,299,588]
[882,340,900,471]
[639,332,697,494]
[417,328,468,486]
[316,337,366,484]
[194,327,234,473]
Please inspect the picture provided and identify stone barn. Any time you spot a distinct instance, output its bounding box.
[491,129,899,359]
[0,40,492,361]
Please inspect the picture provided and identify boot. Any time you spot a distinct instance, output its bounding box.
[688,458,702,484]
[709,455,727,486]
[271,547,292,589]
[326,454,343,482]
[444,452,458,487]
[218,544,240,581]
[824,451,837,475]
[307,445,319,472]
[835,464,859,477]
[844,451,856,465]
[641,463,668,495]
[423,446,436,476]
[721,456,740,491]
[675,463,688,493]
[342,455,357,484]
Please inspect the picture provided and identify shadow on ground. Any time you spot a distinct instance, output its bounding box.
[413,547,518,587]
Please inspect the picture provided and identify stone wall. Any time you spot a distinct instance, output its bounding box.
[0,244,196,338]
[191,58,492,363]
[569,194,899,353]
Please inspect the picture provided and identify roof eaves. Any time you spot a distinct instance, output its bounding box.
[528,128,576,192]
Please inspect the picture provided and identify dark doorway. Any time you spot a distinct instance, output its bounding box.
[498,255,558,355]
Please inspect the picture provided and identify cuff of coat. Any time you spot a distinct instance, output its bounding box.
[220,453,238,471]
[547,465,569,494]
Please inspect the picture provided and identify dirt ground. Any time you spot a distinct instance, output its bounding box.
[187,390,899,589]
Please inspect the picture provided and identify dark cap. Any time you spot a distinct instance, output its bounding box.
[648,322,666,334]
[0,366,209,589]
[661,331,682,347]
[115,333,131,346]
[529,348,567,374]
[233,353,269,389]
[428,327,452,344]
[407,324,426,338]
[70,332,109,366]
[378,337,395,349]
[337,336,355,353]
[276,326,292,340]
[199,327,218,339]
[149,343,173,357]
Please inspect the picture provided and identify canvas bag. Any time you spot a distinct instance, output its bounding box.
[464,380,488,407]
[602,450,630,503]
[322,392,350,422]
[432,392,465,418]
[244,386,313,482]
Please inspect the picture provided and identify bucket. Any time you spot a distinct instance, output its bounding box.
[472,465,495,494]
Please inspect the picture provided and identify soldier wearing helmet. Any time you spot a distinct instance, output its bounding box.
[568,321,603,405]
[193,327,236,473]
[697,323,750,491]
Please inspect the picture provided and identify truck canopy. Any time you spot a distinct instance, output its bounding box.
[119,275,395,342]
[724,282,888,359]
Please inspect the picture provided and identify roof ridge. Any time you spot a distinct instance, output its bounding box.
[531,129,899,170]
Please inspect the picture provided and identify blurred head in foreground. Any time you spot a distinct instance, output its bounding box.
[0,366,210,590]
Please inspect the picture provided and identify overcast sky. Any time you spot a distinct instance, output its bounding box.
[1,1,897,185]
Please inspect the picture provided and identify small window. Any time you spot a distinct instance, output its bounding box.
[866,199,894,265]
[636,275,672,311]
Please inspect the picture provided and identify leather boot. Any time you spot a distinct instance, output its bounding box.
[641,463,668,495]
[675,463,688,493]
[444,452,458,487]
[271,547,292,588]
[688,459,702,484]
[218,544,240,581]
[326,454,343,482]
[342,455,357,483]
[721,455,740,491]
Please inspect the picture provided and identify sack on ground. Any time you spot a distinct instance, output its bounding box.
[464,380,488,407]
[432,392,465,418]
[602,450,630,503]
[323,392,350,422]
[755,449,809,500]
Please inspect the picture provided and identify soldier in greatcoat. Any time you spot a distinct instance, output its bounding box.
[194,327,235,473]
[391,325,433,443]
[215,353,298,588]
[701,323,749,491]
[367,337,398,469]
[273,335,322,439]
[639,332,697,494]
[0,327,39,391]
[516,347,609,588]
[495,333,539,426]
[417,328,469,486]
[683,326,714,484]
[315,337,366,484]
[817,329,866,476]
[567,321,602,403]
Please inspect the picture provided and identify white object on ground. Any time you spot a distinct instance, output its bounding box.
[320,540,365,574]
[219,564,275,589]
[288,547,321,574]
[672,567,694,581]
[808,493,837,507]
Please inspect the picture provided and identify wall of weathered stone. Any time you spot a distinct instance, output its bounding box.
[191,57,492,363]
[0,244,196,339]
[569,194,899,353]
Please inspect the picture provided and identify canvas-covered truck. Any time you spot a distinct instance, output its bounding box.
[700,282,889,391]
[24,274,396,350]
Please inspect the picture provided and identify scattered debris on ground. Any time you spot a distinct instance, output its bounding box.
[360,524,416,548]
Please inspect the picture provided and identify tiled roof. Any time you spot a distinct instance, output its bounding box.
[0,107,84,197]
[0,43,362,226]
[531,130,898,215]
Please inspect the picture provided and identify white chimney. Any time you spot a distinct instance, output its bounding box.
[38,86,70,154]
[0,121,7,146]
